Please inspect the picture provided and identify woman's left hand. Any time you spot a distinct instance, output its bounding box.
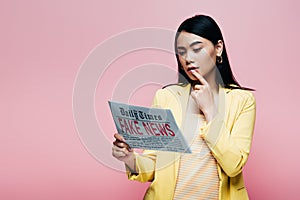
[190,70,218,122]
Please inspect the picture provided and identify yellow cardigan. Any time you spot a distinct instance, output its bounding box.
[127,84,256,200]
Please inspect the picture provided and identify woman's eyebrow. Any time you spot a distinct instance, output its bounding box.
[177,41,203,49]
[190,41,202,47]
[177,46,185,50]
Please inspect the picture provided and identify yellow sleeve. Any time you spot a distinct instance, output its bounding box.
[201,90,256,177]
[126,150,156,182]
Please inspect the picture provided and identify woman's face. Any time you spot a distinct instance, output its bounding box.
[176,31,222,81]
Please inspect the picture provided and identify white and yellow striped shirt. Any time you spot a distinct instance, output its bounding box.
[173,95,219,200]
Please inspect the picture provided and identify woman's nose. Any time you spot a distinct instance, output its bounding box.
[185,50,194,63]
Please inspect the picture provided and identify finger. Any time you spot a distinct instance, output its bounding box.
[113,140,132,151]
[114,133,125,142]
[191,90,200,100]
[191,70,209,86]
[193,84,205,90]
[112,145,131,156]
[112,145,121,155]
[113,140,128,148]
[112,145,126,154]
[112,150,126,158]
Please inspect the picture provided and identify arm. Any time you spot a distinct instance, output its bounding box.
[126,150,156,182]
[201,91,256,177]
[112,133,137,173]
[112,133,156,182]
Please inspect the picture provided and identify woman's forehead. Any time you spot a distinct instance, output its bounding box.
[177,31,209,46]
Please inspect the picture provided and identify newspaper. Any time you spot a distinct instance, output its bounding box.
[109,101,191,153]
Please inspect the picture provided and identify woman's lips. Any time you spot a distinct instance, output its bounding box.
[187,66,199,71]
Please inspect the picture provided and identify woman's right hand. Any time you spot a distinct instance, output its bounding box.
[112,133,135,163]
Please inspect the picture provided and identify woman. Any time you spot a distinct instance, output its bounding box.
[112,15,256,200]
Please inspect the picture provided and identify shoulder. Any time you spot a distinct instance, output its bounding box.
[226,88,256,110]
[162,83,188,90]
[224,84,255,100]
[157,83,188,96]
[152,83,189,107]
[227,88,255,100]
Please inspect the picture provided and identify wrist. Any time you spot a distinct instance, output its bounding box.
[125,154,137,173]
[203,108,217,123]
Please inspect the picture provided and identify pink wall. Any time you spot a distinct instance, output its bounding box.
[1,0,300,199]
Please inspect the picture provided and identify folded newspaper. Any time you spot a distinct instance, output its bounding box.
[109,101,191,153]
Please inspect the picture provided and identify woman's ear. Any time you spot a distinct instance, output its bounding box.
[215,40,223,56]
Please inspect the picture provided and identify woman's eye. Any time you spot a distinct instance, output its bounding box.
[178,51,186,56]
[193,48,202,53]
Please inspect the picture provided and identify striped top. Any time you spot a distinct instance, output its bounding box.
[173,95,219,200]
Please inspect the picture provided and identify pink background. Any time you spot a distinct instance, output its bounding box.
[1,0,300,199]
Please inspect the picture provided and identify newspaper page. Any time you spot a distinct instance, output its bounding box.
[109,101,191,153]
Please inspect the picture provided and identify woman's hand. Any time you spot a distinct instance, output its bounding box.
[112,133,136,172]
[190,70,218,122]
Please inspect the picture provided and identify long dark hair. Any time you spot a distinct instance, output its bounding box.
[175,15,253,90]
